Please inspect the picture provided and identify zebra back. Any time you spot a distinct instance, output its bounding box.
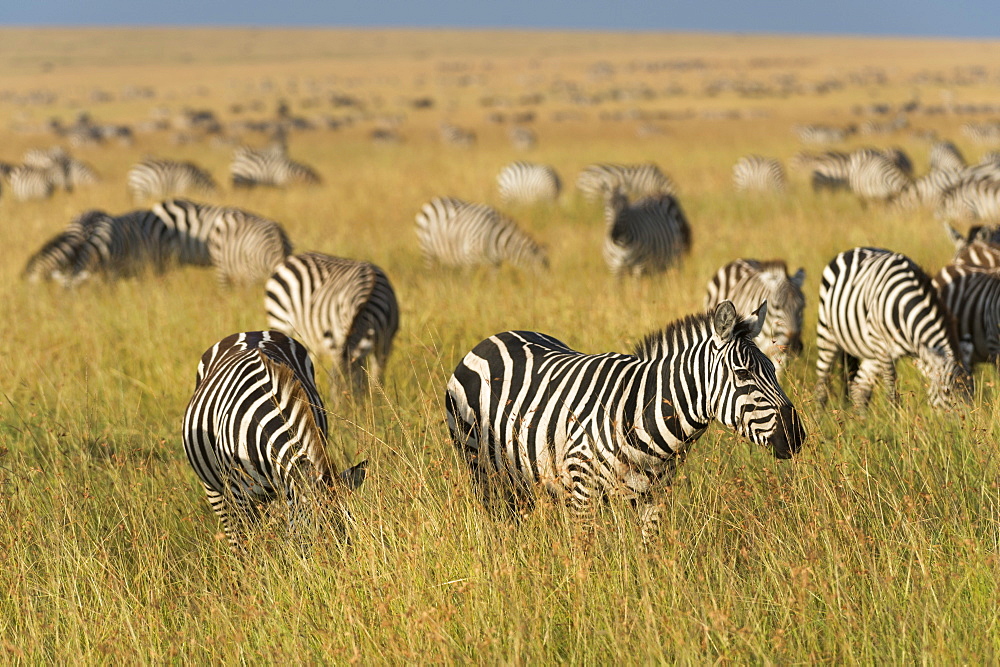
[937,179,1000,222]
[128,158,217,201]
[576,163,676,200]
[732,155,786,193]
[930,141,966,172]
[496,161,561,204]
[415,197,548,271]
[230,146,321,188]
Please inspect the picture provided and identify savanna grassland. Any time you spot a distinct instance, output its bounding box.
[3,28,1000,662]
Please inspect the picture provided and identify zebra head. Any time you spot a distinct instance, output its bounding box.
[710,300,805,459]
[760,265,806,357]
[915,347,973,410]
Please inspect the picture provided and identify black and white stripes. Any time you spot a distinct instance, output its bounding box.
[230,145,321,188]
[182,330,367,551]
[603,188,691,277]
[445,302,804,537]
[496,161,561,204]
[265,252,400,400]
[127,158,218,202]
[815,247,972,411]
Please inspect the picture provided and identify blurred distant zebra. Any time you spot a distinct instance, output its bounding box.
[794,124,855,144]
[937,179,1000,222]
[508,126,537,150]
[8,165,61,201]
[962,122,1000,145]
[576,163,676,201]
[792,151,851,192]
[230,145,320,188]
[933,262,1000,368]
[893,168,971,210]
[266,252,400,401]
[151,199,292,284]
[439,123,477,147]
[496,161,561,204]
[415,197,548,271]
[128,158,218,202]
[815,247,971,411]
[929,141,966,172]
[704,259,805,375]
[847,150,911,202]
[182,330,367,552]
[732,155,786,193]
[22,147,71,190]
[603,188,691,277]
[22,210,110,286]
[445,302,805,536]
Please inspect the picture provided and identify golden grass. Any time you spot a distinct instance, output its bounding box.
[2,28,1000,662]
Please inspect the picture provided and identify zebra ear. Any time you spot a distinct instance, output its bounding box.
[791,268,805,287]
[748,301,768,338]
[945,223,965,250]
[339,460,368,491]
[712,301,738,343]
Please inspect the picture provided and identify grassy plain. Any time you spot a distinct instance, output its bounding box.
[1,28,1000,662]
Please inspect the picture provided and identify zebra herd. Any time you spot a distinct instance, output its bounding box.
[20,139,1000,554]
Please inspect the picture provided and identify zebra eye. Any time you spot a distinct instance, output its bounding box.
[734,369,754,382]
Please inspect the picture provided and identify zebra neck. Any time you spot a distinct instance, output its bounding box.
[642,344,715,450]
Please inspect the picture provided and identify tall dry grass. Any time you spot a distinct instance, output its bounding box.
[1,28,1000,662]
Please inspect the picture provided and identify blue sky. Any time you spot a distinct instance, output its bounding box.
[4,0,999,38]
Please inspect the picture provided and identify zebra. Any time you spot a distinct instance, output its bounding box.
[933,263,1000,368]
[265,252,400,401]
[945,224,1000,261]
[67,157,100,189]
[127,158,218,202]
[937,179,1000,222]
[151,199,293,284]
[815,247,972,412]
[794,124,855,144]
[508,126,537,150]
[22,146,71,191]
[847,150,911,202]
[704,259,805,376]
[496,161,561,204]
[415,197,548,271]
[70,208,176,283]
[230,145,321,188]
[732,155,786,193]
[892,168,973,210]
[182,330,367,552]
[445,301,805,538]
[576,163,676,201]
[929,141,966,172]
[603,187,691,277]
[8,164,60,201]
[791,151,851,193]
[439,122,477,147]
[22,210,111,286]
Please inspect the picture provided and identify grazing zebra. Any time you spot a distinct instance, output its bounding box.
[127,158,218,202]
[933,263,1000,368]
[182,330,367,552]
[445,301,805,538]
[70,208,175,282]
[8,164,59,201]
[937,179,1000,222]
[265,252,400,401]
[791,151,851,193]
[815,247,972,411]
[603,188,691,277]
[230,145,321,188]
[847,150,911,202]
[576,163,676,201]
[930,141,966,172]
[22,210,110,286]
[439,122,477,147]
[496,161,561,204]
[151,199,293,284]
[21,147,71,191]
[732,155,786,193]
[704,259,805,376]
[415,197,548,271]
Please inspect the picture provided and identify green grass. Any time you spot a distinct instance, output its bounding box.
[2,27,1000,662]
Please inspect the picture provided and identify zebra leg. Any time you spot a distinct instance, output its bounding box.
[813,336,840,406]
[880,357,899,405]
[637,498,662,545]
[849,359,881,412]
[205,487,259,553]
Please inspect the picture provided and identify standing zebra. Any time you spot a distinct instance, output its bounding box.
[791,151,851,193]
[8,164,60,201]
[576,163,676,201]
[603,187,691,277]
[230,145,321,188]
[847,150,911,202]
[704,259,805,376]
[415,197,548,271]
[446,301,805,537]
[936,179,1000,222]
[732,155,786,193]
[496,161,561,204]
[127,158,218,202]
[815,247,971,411]
[933,263,1000,368]
[265,252,400,401]
[183,330,367,552]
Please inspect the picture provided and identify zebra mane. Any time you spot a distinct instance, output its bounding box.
[633,309,759,360]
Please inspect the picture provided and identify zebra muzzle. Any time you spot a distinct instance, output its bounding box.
[770,404,805,459]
